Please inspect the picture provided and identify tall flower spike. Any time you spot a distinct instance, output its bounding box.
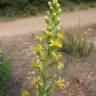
[30,0,64,95]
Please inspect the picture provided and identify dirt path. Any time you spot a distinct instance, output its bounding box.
[0,8,96,38]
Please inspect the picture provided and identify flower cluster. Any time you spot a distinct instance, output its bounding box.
[22,0,64,96]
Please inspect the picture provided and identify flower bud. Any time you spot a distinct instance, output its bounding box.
[58,8,62,13]
[50,6,54,10]
[52,13,57,19]
[55,18,60,25]
[47,11,50,16]
[57,18,60,22]
[53,13,57,17]
[57,4,60,7]
[57,27,61,31]
[48,1,52,7]
[45,16,49,24]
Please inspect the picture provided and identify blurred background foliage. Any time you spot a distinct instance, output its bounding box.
[0,0,96,17]
[0,48,11,96]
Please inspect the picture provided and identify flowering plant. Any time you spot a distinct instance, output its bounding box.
[22,0,64,96]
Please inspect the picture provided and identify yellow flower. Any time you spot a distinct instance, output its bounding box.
[32,76,41,88]
[52,52,62,61]
[49,39,62,48]
[56,78,64,89]
[57,62,64,70]
[33,44,43,55]
[45,16,48,21]
[45,30,52,36]
[35,35,43,42]
[32,60,42,70]
[57,33,64,40]
[22,90,30,96]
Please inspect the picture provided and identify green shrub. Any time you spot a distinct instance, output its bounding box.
[62,32,93,57]
[0,0,96,17]
[0,48,11,96]
[77,33,93,56]
[0,0,50,17]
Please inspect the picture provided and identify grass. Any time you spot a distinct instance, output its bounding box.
[62,31,93,57]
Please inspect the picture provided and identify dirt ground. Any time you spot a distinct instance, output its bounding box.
[0,24,96,96]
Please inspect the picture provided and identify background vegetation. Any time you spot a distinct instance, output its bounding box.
[0,48,11,96]
[0,0,96,17]
[62,32,93,57]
